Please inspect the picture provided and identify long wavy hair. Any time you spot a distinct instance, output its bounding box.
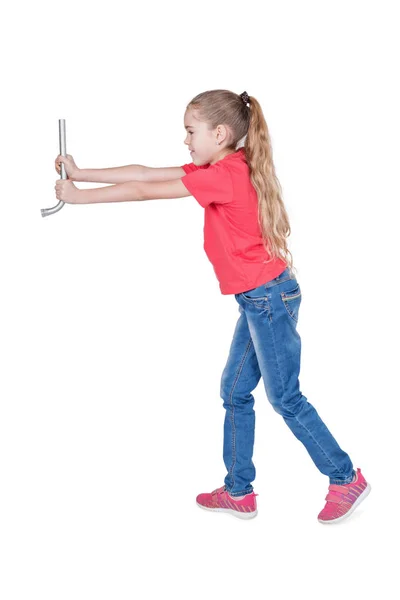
[186,89,297,277]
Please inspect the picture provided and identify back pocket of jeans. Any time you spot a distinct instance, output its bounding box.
[280,283,302,323]
[241,285,267,305]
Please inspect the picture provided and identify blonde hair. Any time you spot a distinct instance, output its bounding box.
[186,89,297,277]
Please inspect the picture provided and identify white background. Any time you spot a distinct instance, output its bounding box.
[1,0,399,598]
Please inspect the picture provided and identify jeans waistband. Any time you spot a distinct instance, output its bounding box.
[264,267,295,289]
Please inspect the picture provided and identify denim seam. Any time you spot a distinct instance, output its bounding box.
[269,303,346,476]
[227,336,254,494]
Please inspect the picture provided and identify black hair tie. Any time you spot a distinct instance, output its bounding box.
[240,91,250,106]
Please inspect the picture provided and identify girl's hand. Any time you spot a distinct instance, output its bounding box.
[55,154,80,180]
[55,179,81,204]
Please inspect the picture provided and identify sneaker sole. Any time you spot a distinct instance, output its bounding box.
[196,502,258,520]
[318,482,372,524]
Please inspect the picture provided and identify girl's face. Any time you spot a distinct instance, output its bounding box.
[184,108,231,166]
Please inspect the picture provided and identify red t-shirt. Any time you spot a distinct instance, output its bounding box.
[180,147,287,295]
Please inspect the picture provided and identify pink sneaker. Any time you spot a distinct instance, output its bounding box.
[196,485,258,520]
[318,467,371,524]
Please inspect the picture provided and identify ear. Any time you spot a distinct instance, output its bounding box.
[216,123,231,144]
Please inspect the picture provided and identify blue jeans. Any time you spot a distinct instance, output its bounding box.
[220,267,355,497]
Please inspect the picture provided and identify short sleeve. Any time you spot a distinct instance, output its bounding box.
[180,162,233,208]
[181,162,210,174]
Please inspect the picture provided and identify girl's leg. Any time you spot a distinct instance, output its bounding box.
[236,268,355,485]
[220,303,262,497]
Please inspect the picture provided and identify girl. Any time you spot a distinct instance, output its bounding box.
[54,89,371,524]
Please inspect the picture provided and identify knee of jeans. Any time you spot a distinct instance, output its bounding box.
[220,380,257,406]
[270,401,284,415]
[220,380,229,400]
[271,393,304,417]
[220,373,228,396]
[269,392,293,415]
[220,378,235,402]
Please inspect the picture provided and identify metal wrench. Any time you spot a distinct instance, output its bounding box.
[41,119,67,217]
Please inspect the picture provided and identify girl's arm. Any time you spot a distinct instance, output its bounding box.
[78,165,185,184]
[77,178,192,204]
